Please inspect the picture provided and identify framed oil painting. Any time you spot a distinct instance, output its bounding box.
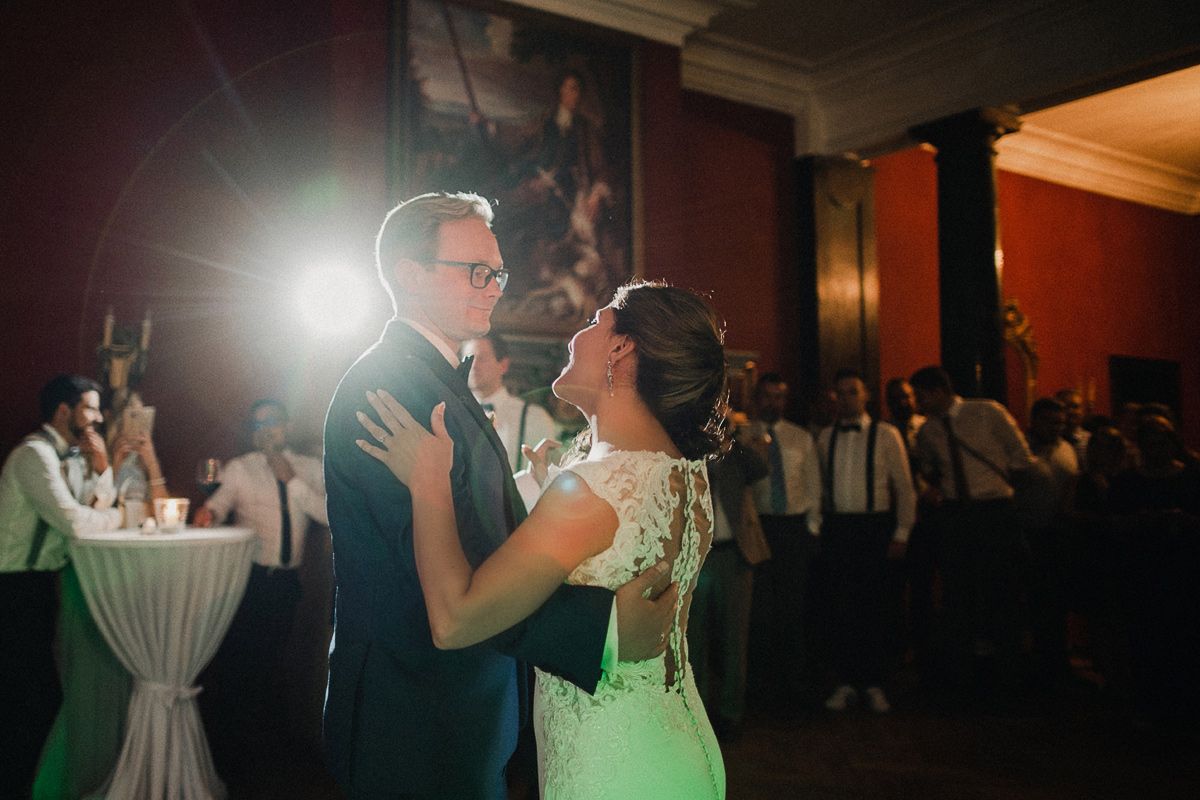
[400,0,634,335]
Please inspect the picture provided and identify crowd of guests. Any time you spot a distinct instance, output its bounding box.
[686,366,1200,739]
[3,357,1197,796]
[0,376,329,798]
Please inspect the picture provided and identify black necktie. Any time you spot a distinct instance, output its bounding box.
[277,479,292,567]
[767,425,787,514]
[940,415,971,501]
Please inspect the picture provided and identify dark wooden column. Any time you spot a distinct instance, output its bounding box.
[910,107,1019,401]
[794,156,879,403]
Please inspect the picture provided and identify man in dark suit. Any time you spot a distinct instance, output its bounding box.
[322,192,673,799]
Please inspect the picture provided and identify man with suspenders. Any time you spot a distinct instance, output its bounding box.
[817,369,916,713]
[0,375,123,797]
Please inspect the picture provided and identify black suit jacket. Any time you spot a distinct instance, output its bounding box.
[322,320,612,798]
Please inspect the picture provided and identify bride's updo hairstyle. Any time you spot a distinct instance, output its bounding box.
[610,281,730,460]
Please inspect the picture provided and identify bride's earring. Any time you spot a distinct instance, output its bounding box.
[606,360,614,397]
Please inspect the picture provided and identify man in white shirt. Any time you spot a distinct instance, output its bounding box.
[0,374,121,798]
[463,332,557,473]
[193,399,327,785]
[1054,388,1091,471]
[818,370,916,714]
[910,365,1035,696]
[1022,396,1080,688]
[746,372,823,712]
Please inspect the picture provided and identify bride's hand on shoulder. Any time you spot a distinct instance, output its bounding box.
[356,391,454,490]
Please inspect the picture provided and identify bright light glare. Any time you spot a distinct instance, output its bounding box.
[296,266,371,337]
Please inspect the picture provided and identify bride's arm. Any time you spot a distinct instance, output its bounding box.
[358,392,618,650]
[412,460,616,649]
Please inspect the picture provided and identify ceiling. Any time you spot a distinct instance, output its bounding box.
[517,0,1200,213]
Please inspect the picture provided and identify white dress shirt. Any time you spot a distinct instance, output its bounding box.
[0,425,121,572]
[916,397,1035,501]
[475,388,558,473]
[816,414,917,543]
[748,418,822,534]
[204,449,327,568]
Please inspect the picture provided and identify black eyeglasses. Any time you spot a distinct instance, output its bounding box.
[429,260,510,291]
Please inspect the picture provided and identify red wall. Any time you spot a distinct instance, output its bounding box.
[0,8,795,492]
[874,146,1200,444]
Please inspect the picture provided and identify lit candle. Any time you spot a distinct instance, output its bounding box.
[154,497,189,533]
[102,308,114,347]
[162,500,181,529]
[140,310,152,350]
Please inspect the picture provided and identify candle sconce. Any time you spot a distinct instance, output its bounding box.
[97,308,152,412]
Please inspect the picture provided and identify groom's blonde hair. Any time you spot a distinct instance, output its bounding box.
[375,192,495,312]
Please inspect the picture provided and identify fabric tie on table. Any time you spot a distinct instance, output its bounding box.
[138,680,202,707]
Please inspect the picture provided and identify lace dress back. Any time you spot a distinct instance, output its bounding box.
[533,449,725,799]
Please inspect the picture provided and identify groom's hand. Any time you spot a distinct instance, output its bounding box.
[615,561,678,661]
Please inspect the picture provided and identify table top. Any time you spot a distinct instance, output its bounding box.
[73,526,255,549]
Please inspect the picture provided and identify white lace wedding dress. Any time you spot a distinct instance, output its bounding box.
[533,449,726,799]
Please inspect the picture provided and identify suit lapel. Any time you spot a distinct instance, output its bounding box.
[381,321,525,527]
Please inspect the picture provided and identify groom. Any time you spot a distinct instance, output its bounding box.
[323,192,675,798]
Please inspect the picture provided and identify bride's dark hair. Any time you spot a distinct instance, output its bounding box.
[609,281,730,460]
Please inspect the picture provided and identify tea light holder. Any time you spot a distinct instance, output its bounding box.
[153,498,189,533]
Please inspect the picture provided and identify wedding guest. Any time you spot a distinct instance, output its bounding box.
[886,376,935,674]
[33,424,168,800]
[745,372,822,711]
[463,332,557,473]
[1108,415,1200,724]
[0,375,121,798]
[689,432,769,739]
[817,370,916,713]
[1054,389,1090,470]
[910,366,1034,697]
[194,399,328,785]
[1021,397,1080,688]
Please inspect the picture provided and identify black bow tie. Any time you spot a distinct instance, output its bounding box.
[455,354,474,381]
[836,423,862,433]
[62,445,81,461]
[481,402,495,414]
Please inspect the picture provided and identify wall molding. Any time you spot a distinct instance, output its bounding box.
[512,0,730,47]
[997,124,1200,215]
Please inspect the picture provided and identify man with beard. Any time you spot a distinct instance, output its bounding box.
[0,374,122,797]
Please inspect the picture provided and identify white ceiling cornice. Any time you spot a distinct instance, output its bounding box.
[997,124,1200,215]
[511,0,1200,215]
[512,0,731,47]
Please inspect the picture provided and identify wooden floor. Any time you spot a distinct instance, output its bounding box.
[236,678,1199,799]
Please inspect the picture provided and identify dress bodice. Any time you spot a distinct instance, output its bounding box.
[552,448,713,686]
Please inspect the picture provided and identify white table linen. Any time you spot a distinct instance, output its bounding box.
[70,527,255,799]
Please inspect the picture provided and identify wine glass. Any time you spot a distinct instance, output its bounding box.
[196,458,222,496]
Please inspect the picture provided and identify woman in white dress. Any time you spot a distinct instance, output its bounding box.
[357,281,728,798]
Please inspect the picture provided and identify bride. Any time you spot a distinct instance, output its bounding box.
[357,281,728,798]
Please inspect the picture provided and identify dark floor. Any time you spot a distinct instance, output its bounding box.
[229,674,1200,800]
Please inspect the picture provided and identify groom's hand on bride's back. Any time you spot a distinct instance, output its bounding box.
[615,561,678,661]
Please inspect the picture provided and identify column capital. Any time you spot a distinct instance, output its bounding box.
[910,106,1022,152]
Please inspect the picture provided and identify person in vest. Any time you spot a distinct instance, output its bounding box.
[0,374,122,797]
[817,369,916,713]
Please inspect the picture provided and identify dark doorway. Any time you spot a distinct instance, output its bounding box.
[1109,355,1182,424]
